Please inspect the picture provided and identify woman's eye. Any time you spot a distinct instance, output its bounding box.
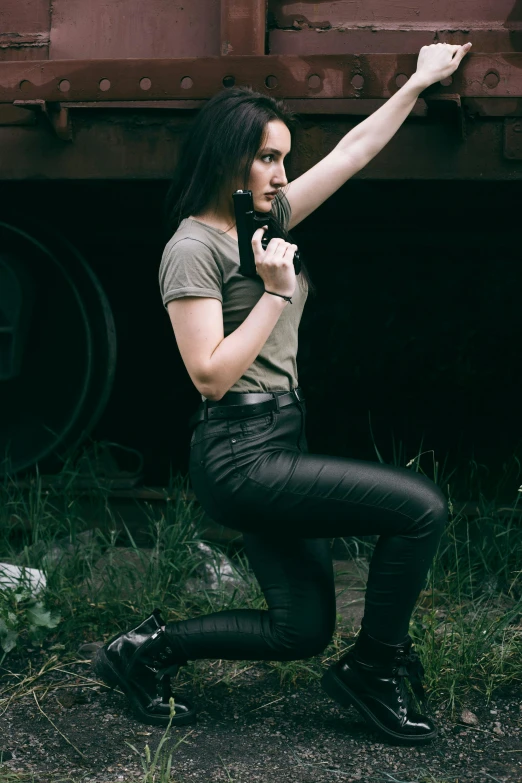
[261,154,274,163]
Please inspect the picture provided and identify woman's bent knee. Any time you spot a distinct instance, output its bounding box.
[419,484,448,539]
[402,478,448,539]
[431,485,449,525]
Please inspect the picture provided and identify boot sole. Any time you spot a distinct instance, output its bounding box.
[321,667,438,745]
[92,647,197,727]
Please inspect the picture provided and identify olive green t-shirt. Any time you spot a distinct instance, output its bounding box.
[159,193,308,398]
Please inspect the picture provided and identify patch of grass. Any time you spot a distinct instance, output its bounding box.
[0,464,261,649]
[126,697,193,783]
[364,429,522,714]
[1,437,522,726]
[0,772,81,783]
[412,494,522,713]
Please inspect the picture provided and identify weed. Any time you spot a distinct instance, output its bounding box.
[126,697,193,782]
[1,436,521,730]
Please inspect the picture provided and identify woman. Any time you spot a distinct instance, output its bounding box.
[94,41,472,744]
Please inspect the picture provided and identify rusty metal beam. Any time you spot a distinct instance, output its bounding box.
[7,97,522,119]
[0,113,520,180]
[465,98,522,117]
[268,29,522,56]
[4,98,429,115]
[220,0,266,56]
[10,97,516,119]
[47,98,426,116]
[1,54,522,104]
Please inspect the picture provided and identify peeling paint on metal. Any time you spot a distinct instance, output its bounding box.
[268,0,522,57]
[316,67,345,98]
[0,0,521,183]
[270,0,522,26]
[0,32,49,50]
[280,56,313,83]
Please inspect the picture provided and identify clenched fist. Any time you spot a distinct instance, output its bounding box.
[414,42,472,91]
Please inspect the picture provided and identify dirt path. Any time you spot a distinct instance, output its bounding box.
[1,654,521,783]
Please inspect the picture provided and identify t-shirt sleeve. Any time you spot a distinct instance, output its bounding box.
[159,237,223,307]
[272,191,292,231]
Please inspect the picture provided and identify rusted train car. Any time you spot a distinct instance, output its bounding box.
[0,1,521,497]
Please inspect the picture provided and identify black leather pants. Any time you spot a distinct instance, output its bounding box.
[164,393,447,661]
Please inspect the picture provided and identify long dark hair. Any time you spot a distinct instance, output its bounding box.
[164,86,315,296]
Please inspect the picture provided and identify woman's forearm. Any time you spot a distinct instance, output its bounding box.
[205,292,288,400]
[336,73,426,165]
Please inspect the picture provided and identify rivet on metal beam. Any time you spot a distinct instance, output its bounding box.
[484,71,500,89]
[99,79,111,92]
[180,77,193,90]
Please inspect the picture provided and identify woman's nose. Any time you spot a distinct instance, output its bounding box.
[272,166,287,187]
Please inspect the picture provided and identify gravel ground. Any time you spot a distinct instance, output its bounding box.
[1,654,521,783]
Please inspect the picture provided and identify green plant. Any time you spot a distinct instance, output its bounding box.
[2,438,522,721]
[0,584,61,663]
[334,424,522,714]
[266,657,322,687]
[126,697,193,783]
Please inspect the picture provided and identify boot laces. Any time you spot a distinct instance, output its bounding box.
[155,664,181,706]
[395,650,426,706]
[155,663,182,680]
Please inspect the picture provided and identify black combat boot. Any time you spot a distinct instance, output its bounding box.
[321,627,437,744]
[92,609,196,726]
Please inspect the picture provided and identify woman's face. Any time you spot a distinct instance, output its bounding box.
[247,120,291,213]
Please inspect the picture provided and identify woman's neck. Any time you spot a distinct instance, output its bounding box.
[189,205,237,237]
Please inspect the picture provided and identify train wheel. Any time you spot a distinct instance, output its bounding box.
[0,217,116,476]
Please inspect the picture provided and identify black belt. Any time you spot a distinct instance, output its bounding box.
[188,387,305,429]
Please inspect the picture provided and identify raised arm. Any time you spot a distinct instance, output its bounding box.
[285,42,472,230]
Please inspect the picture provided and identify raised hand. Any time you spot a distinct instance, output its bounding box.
[414,42,472,90]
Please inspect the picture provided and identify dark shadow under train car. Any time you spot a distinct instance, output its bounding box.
[0,1,521,502]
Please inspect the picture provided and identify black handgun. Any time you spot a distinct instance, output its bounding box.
[232,189,301,279]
